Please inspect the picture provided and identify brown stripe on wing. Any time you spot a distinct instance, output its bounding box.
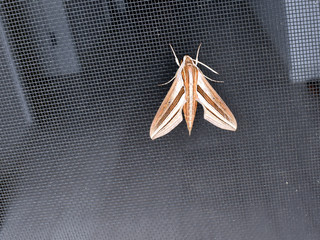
[155,87,185,130]
[196,72,237,131]
[150,74,186,140]
[151,101,184,139]
[197,85,228,120]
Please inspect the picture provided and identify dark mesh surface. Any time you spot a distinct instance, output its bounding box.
[1,1,320,239]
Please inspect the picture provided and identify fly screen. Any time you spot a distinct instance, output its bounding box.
[0,1,319,239]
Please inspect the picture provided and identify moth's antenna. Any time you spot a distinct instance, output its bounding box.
[169,44,180,66]
[192,57,222,83]
[192,59,219,75]
[195,43,202,65]
[158,75,176,86]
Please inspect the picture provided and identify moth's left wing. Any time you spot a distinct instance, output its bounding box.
[150,73,186,140]
[196,71,237,131]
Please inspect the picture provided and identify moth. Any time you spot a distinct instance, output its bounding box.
[150,44,237,140]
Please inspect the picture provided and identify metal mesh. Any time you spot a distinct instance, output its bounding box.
[1,0,320,239]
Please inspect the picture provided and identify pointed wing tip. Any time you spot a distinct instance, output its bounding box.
[150,129,157,140]
[150,125,163,140]
[222,118,237,131]
[230,118,237,131]
[219,124,237,132]
[203,113,238,132]
[230,125,237,131]
[227,121,237,131]
[229,118,237,131]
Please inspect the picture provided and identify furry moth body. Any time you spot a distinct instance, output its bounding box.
[150,44,237,140]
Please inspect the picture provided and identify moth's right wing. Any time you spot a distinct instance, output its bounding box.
[150,73,186,140]
[196,71,237,131]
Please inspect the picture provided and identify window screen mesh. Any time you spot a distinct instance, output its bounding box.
[1,0,320,239]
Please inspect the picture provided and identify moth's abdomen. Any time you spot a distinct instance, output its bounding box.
[183,101,197,135]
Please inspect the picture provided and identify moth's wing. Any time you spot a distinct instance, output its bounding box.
[196,71,237,131]
[150,73,186,140]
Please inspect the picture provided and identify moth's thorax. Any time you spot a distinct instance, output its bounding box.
[181,55,198,85]
[182,55,194,66]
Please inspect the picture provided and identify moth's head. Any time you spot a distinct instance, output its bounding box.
[182,55,194,66]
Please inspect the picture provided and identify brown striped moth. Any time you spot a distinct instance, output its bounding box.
[150,44,237,140]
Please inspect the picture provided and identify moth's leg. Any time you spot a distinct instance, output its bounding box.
[202,74,224,83]
[158,75,176,86]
